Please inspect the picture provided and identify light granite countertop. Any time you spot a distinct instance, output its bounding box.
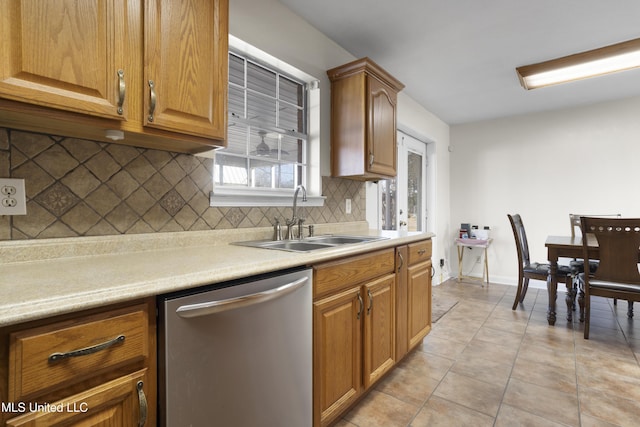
[0,221,434,327]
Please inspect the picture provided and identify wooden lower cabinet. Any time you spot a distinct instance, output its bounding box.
[398,240,433,359]
[6,369,150,427]
[363,274,396,388]
[0,299,156,427]
[313,239,432,426]
[313,249,397,427]
[313,285,362,427]
[407,259,432,350]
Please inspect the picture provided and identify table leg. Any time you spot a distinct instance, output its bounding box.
[457,246,463,282]
[483,247,489,287]
[547,252,558,325]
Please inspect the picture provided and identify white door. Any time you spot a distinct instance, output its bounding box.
[379,131,428,231]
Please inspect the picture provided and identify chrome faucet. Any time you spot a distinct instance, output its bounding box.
[286,185,307,239]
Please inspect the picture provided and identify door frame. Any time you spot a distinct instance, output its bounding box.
[397,133,428,231]
[366,129,433,232]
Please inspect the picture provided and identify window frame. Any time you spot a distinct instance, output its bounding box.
[210,36,324,207]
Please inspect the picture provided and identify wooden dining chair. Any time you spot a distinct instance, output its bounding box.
[569,213,631,319]
[579,216,640,338]
[508,214,572,311]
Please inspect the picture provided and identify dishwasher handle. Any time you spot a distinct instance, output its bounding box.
[175,276,309,318]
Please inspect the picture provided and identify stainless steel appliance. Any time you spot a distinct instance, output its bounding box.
[159,268,312,426]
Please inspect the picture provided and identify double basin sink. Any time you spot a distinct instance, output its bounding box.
[233,235,389,253]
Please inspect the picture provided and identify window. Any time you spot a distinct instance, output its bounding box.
[210,37,323,207]
[217,51,307,190]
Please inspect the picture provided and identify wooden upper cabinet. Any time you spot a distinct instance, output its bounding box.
[327,58,404,181]
[368,76,397,177]
[0,0,228,153]
[144,0,228,140]
[0,0,129,120]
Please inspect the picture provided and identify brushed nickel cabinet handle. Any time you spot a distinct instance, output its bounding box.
[117,69,125,115]
[369,152,374,167]
[48,334,125,363]
[367,289,373,315]
[357,292,363,320]
[148,80,156,122]
[137,380,148,427]
[418,249,426,255]
[398,252,404,270]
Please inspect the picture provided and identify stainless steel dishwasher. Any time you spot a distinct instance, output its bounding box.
[158,268,312,427]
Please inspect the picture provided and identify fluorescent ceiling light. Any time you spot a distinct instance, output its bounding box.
[516,38,640,90]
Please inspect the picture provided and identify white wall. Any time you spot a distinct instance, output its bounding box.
[450,95,640,287]
[230,0,452,280]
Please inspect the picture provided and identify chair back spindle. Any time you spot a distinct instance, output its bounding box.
[569,213,621,238]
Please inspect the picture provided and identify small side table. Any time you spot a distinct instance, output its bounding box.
[455,238,493,286]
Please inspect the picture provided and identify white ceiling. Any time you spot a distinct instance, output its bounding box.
[278,0,640,124]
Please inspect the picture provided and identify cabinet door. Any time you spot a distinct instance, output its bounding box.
[0,0,129,120]
[144,0,228,140]
[313,287,362,427]
[363,273,396,388]
[6,370,150,427]
[408,260,432,350]
[367,75,397,177]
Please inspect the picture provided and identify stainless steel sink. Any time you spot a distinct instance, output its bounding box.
[233,235,388,252]
[255,241,335,252]
[306,235,387,245]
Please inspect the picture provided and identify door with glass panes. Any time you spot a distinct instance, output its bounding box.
[380,131,428,231]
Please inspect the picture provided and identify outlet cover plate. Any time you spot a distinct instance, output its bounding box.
[0,178,27,215]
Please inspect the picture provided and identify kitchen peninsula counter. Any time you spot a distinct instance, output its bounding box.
[0,222,434,327]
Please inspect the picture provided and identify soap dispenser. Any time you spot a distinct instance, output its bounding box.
[273,218,282,241]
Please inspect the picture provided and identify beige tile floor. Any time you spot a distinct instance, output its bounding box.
[334,279,640,427]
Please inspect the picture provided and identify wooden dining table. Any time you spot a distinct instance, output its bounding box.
[545,235,599,325]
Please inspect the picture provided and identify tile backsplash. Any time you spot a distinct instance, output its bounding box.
[0,128,365,240]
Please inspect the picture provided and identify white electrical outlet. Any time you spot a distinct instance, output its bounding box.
[0,178,27,215]
[345,198,352,214]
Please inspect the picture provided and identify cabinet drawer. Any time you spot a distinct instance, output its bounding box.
[9,304,150,401]
[408,239,432,265]
[313,248,395,299]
